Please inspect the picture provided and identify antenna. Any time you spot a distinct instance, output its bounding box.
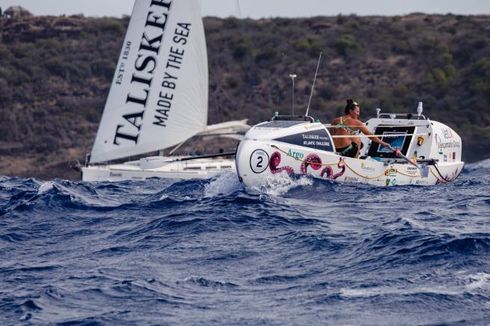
[417,101,423,119]
[235,0,242,18]
[305,52,323,117]
[289,73,297,115]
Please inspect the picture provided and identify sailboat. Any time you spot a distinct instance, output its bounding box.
[82,0,249,182]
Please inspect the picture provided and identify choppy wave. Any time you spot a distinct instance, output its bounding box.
[0,161,489,324]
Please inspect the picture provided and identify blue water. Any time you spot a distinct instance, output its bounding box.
[1,160,489,325]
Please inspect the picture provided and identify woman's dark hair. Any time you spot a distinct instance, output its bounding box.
[344,99,359,114]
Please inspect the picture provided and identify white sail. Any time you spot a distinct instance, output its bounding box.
[90,0,208,164]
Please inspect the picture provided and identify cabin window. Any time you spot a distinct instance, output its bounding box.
[274,129,334,152]
[367,126,415,158]
[259,120,305,128]
[183,166,202,170]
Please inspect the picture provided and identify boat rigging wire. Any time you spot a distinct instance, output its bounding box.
[305,52,322,117]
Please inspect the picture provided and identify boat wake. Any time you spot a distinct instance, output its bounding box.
[246,172,314,197]
[204,171,243,197]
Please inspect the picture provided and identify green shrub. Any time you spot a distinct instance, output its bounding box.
[0,78,11,102]
[90,59,116,79]
[333,34,363,56]
[317,84,335,101]
[233,38,253,60]
[226,75,239,89]
[292,37,323,55]
[254,47,276,67]
[468,58,490,94]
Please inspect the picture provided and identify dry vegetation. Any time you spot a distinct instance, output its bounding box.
[0,13,489,179]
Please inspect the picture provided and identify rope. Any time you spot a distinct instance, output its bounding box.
[430,165,449,183]
[324,123,427,128]
[341,159,386,179]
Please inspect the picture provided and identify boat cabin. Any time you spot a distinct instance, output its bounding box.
[359,111,462,165]
[247,106,462,166]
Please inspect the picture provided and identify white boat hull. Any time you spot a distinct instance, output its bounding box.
[236,139,464,188]
[82,156,235,182]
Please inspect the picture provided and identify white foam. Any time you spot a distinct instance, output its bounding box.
[204,171,242,197]
[38,180,124,207]
[341,272,490,299]
[37,181,55,194]
[340,285,461,298]
[464,272,490,291]
[254,172,313,197]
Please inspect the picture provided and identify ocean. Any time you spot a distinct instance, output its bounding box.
[1,160,489,325]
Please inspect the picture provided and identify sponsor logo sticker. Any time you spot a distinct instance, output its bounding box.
[384,167,397,177]
[287,149,304,160]
[361,162,375,172]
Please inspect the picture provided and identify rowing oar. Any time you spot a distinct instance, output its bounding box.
[387,145,419,169]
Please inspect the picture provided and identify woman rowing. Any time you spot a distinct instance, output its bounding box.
[330,99,391,158]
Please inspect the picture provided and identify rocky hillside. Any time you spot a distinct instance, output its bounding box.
[0,13,489,179]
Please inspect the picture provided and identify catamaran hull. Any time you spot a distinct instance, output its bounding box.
[81,157,236,182]
[235,140,464,188]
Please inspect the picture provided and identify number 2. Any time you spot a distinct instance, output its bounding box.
[256,156,263,168]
